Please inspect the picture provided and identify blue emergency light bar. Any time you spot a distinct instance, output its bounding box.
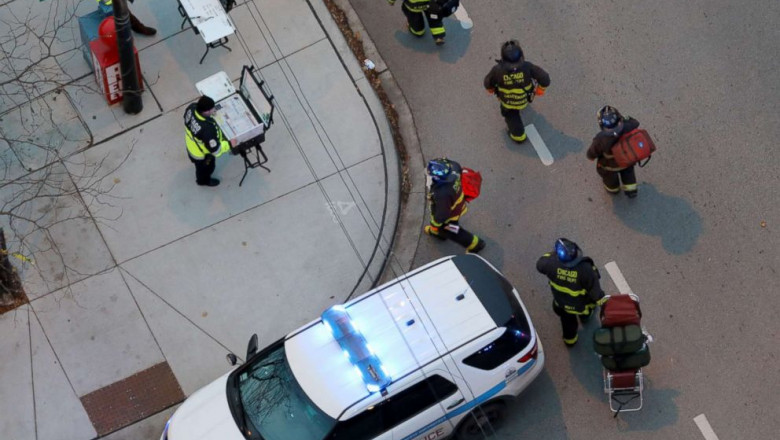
[321,305,391,393]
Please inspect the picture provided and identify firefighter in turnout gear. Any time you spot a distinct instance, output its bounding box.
[536,238,606,346]
[184,96,234,187]
[587,105,641,197]
[425,158,486,253]
[387,0,459,46]
[483,40,551,143]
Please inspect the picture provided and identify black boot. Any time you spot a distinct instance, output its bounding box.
[130,13,157,36]
[467,239,486,254]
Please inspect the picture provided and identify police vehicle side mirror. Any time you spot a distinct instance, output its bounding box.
[226,353,238,366]
[246,334,259,359]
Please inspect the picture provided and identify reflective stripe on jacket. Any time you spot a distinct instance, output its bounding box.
[403,0,431,13]
[183,103,230,160]
[536,253,605,315]
[484,60,551,110]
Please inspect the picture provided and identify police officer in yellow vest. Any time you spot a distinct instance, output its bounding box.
[184,96,233,187]
[536,238,606,346]
[483,40,550,143]
[96,0,157,36]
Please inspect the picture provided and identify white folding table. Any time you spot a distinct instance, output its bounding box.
[177,0,236,64]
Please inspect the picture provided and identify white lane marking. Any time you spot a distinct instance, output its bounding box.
[525,124,554,166]
[694,414,720,440]
[453,5,473,29]
[604,261,633,294]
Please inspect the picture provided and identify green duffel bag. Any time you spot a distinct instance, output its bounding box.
[601,344,651,371]
[593,325,645,356]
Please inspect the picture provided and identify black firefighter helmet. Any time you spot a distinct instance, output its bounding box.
[501,40,524,63]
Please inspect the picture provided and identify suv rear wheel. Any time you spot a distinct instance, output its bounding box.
[454,402,506,440]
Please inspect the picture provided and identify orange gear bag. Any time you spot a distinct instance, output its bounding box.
[461,167,482,202]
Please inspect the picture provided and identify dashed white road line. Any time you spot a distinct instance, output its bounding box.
[525,124,554,166]
[694,414,720,440]
[604,261,633,294]
[453,4,473,29]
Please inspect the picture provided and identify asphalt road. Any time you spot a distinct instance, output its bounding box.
[350,0,780,438]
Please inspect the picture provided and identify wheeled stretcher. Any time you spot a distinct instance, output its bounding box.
[595,294,652,415]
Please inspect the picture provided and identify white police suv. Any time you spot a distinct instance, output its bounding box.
[161,254,544,440]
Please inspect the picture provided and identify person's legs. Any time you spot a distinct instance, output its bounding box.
[402,7,426,37]
[619,166,638,198]
[553,301,580,346]
[501,107,526,143]
[597,165,621,194]
[191,156,218,186]
[129,11,157,36]
[447,226,485,253]
[426,11,445,44]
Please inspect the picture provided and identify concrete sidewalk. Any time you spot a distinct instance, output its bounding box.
[0,0,421,438]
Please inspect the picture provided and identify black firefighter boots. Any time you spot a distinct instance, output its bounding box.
[467,239,486,254]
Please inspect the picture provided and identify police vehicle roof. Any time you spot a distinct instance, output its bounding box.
[284,255,512,419]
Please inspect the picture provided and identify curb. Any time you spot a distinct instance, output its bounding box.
[324,0,426,283]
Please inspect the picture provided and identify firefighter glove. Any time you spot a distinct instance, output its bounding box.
[424,225,440,235]
[535,86,546,96]
[387,0,395,5]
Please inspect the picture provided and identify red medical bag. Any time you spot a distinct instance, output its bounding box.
[461,167,482,202]
[600,294,642,327]
[611,129,657,168]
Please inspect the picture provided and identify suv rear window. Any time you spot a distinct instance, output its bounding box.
[453,255,533,370]
[328,375,457,439]
[462,325,533,370]
[451,255,532,334]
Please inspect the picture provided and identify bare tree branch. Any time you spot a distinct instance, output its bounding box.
[1,0,134,311]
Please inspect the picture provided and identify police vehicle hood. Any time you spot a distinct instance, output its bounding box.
[165,373,244,440]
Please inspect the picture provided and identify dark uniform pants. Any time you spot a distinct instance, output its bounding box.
[553,301,593,345]
[501,106,526,142]
[433,222,481,250]
[190,155,215,185]
[596,164,637,194]
[402,6,445,39]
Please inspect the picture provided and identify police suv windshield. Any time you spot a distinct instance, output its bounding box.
[231,343,336,440]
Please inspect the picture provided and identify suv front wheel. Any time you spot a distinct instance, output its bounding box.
[454,401,507,440]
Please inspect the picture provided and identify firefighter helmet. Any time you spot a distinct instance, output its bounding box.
[597,105,623,130]
[427,158,452,182]
[501,40,523,63]
[555,238,579,263]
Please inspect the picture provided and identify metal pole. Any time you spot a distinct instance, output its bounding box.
[111,0,143,114]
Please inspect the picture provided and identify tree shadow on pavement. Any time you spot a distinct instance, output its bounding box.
[393,19,471,64]
[611,183,702,255]
[495,371,571,439]
[500,108,584,161]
